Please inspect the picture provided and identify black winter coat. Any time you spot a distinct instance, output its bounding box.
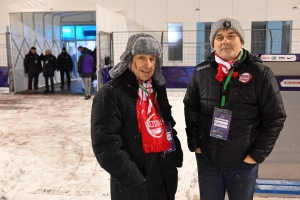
[40,54,57,77]
[57,52,73,71]
[91,69,183,200]
[184,49,286,167]
[23,51,42,76]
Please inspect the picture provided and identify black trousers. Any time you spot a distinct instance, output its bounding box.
[60,70,71,87]
[28,75,39,90]
[44,76,54,91]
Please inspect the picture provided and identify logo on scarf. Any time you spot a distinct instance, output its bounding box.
[239,73,252,83]
[145,114,164,138]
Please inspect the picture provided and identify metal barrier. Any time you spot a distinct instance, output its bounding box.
[97,31,112,89]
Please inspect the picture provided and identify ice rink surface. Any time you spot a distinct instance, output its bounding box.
[0,89,299,200]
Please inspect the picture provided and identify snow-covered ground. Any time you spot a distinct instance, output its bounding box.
[0,90,299,200]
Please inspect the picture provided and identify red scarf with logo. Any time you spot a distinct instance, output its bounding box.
[215,53,239,82]
[136,79,171,153]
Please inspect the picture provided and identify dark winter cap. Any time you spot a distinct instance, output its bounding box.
[30,47,36,50]
[78,46,83,50]
[209,17,245,47]
[62,47,66,51]
[109,33,165,85]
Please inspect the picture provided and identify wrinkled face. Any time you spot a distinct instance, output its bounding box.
[213,28,243,61]
[130,54,156,81]
[45,50,50,55]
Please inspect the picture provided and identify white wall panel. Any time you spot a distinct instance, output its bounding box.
[266,0,300,21]
[8,0,96,12]
[135,0,167,24]
[199,0,233,22]
[293,20,300,29]
[143,23,167,31]
[127,23,144,31]
[183,22,196,31]
[0,1,11,32]
[232,0,267,21]
[103,0,135,22]
[167,0,198,22]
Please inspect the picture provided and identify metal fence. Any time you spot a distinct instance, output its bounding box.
[2,28,300,92]
[111,29,300,67]
[97,31,112,88]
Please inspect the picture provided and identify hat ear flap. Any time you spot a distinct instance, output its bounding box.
[152,57,166,85]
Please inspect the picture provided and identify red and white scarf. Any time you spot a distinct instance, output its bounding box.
[215,53,239,82]
[136,79,171,153]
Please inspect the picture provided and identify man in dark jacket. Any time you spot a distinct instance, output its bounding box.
[184,17,286,200]
[57,47,73,89]
[40,49,57,93]
[91,33,183,200]
[23,47,42,93]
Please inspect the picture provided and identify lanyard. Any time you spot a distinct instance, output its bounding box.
[138,83,163,118]
[220,50,244,108]
[221,69,234,108]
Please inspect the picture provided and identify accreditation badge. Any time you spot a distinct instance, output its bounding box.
[164,122,176,154]
[210,107,232,140]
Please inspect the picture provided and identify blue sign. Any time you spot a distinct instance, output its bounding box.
[0,66,8,87]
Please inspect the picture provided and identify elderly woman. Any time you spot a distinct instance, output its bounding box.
[91,33,183,200]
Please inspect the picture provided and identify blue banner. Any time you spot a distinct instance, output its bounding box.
[162,66,194,88]
[101,67,300,91]
[0,66,9,87]
[101,66,195,88]
[276,76,300,91]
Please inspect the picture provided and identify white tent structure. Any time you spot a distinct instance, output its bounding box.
[7,0,127,92]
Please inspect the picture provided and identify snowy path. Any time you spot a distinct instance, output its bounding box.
[0,91,299,200]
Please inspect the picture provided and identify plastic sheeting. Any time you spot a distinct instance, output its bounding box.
[8,0,127,92]
[8,0,127,33]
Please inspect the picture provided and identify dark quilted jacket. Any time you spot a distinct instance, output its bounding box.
[184,49,286,167]
[91,69,183,200]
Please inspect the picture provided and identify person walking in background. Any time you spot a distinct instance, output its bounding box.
[77,47,95,100]
[57,47,73,89]
[91,33,183,200]
[23,47,42,93]
[184,17,286,200]
[91,47,97,90]
[40,49,57,93]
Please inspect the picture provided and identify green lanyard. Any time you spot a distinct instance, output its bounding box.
[221,69,234,108]
[138,83,163,118]
[220,50,244,108]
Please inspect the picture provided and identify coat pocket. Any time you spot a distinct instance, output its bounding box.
[129,180,149,200]
[112,179,149,200]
